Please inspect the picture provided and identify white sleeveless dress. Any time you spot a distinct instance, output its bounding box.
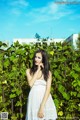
[25,79,57,120]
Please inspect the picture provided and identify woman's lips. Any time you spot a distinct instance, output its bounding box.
[35,61,38,64]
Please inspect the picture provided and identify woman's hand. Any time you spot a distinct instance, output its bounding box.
[37,106,44,118]
[37,63,44,71]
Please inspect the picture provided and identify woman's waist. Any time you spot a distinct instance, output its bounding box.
[33,83,46,86]
[30,84,46,93]
[34,81,46,86]
[34,79,46,84]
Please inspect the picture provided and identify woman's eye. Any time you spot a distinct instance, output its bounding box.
[38,57,41,59]
[35,56,40,59]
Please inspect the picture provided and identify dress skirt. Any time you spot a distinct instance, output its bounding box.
[25,79,57,120]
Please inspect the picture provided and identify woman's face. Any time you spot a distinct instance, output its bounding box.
[35,52,42,65]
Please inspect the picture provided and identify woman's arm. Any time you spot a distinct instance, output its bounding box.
[40,71,52,108]
[26,68,40,87]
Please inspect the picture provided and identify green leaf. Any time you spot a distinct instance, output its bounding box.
[15,101,22,107]
[58,84,65,93]
[10,94,16,99]
[54,99,59,108]
[62,92,70,100]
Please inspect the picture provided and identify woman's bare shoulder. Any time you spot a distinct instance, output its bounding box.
[49,70,52,76]
[26,68,31,75]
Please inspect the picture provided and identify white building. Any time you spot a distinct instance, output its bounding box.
[65,34,79,49]
[13,38,37,44]
[13,38,64,45]
[13,34,79,49]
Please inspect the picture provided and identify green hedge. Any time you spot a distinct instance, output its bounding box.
[0,41,80,120]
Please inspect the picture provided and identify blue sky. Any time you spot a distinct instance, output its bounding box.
[0,0,80,43]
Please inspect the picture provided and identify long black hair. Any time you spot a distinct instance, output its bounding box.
[30,49,50,81]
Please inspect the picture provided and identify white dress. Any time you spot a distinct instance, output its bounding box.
[25,79,57,120]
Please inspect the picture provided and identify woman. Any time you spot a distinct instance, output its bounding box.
[25,49,57,120]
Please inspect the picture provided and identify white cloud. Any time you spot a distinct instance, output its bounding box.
[70,14,80,20]
[69,28,76,32]
[8,0,29,15]
[25,2,73,24]
[25,2,59,24]
[11,8,22,15]
[47,2,58,14]
[53,10,73,20]
[6,0,75,23]
[33,2,58,15]
[9,0,29,7]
